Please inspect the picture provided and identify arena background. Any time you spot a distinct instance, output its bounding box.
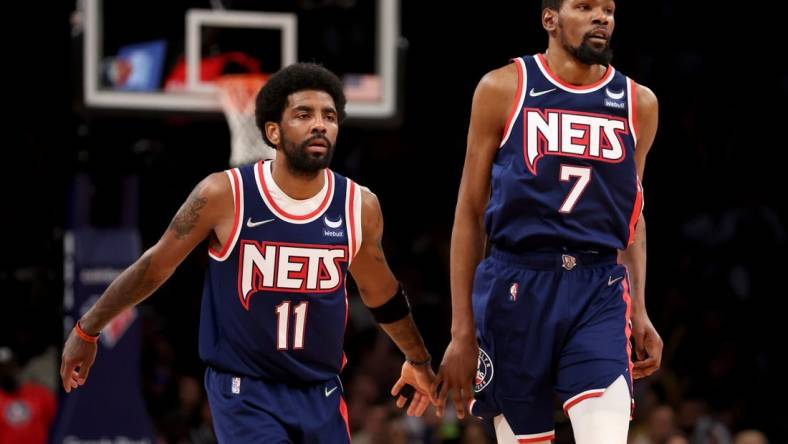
[2,1,786,443]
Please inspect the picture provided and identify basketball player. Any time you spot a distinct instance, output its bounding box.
[60,63,436,443]
[434,1,663,443]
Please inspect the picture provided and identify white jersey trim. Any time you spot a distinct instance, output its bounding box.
[500,57,527,148]
[255,160,334,224]
[353,184,362,258]
[208,168,244,262]
[627,77,638,146]
[533,52,615,94]
[345,180,363,263]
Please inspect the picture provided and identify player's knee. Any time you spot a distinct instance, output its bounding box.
[493,415,516,444]
[567,375,631,444]
[493,415,551,444]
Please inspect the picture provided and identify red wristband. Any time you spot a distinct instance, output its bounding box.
[74,321,100,343]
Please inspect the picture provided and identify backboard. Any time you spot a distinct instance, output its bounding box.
[82,0,400,119]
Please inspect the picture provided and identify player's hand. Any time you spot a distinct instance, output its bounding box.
[391,361,437,417]
[60,327,98,393]
[433,335,478,419]
[631,313,662,379]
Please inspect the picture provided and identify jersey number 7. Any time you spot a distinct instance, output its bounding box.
[559,164,592,214]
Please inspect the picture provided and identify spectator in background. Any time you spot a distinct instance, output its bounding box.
[665,434,690,444]
[0,347,56,444]
[677,399,732,444]
[630,404,681,444]
[733,430,769,444]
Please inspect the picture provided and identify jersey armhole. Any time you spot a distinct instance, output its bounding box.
[345,179,363,264]
[627,78,638,146]
[500,57,527,148]
[208,168,244,261]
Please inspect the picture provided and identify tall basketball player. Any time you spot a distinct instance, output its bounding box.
[434,1,663,443]
[60,63,436,443]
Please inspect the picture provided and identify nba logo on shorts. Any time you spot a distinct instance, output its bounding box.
[474,348,494,393]
[509,282,519,301]
[231,377,241,394]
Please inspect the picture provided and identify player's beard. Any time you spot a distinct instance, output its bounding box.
[280,133,335,176]
[565,33,613,66]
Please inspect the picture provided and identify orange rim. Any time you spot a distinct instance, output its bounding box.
[216,74,269,113]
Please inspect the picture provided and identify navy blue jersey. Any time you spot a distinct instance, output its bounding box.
[199,160,362,383]
[485,54,643,252]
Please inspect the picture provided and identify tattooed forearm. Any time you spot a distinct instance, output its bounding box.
[169,189,207,239]
[110,254,155,300]
[80,253,165,334]
[378,315,430,361]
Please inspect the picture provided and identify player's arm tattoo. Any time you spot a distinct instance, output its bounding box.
[80,252,163,334]
[365,207,387,264]
[169,188,207,239]
[117,254,154,295]
[379,315,430,362]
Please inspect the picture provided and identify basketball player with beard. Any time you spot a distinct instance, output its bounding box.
[60,63,436,443]
[434,1,663,443]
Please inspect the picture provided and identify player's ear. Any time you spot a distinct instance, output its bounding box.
[542,8,558,33]
[265,122,281,146]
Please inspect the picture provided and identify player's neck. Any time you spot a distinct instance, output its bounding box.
[543,45,607,86]
[270,158,326,200]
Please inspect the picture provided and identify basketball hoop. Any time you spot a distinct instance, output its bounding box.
[215,74,276,167]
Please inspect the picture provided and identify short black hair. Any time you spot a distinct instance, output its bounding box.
[542,0,565,12]
[255,62,347,147]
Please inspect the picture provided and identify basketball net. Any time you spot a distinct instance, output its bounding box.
[216,74,276,167]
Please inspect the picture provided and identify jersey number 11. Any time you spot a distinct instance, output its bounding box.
[275,301,308,350]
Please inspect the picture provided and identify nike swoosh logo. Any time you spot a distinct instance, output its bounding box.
[325,386,338,397]
[324,215,343,229]
[605,87,625,100]
[608,275,624,286]
[246,217,275,228]
[529,87,556,97]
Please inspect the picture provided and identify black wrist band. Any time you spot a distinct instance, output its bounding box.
[368,283,411,324]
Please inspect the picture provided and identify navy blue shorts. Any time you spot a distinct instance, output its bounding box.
[470,248,633,441]
[205,367,350,444]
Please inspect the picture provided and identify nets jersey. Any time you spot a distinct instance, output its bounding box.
[199,160,363,383]
[485,53,644,252]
